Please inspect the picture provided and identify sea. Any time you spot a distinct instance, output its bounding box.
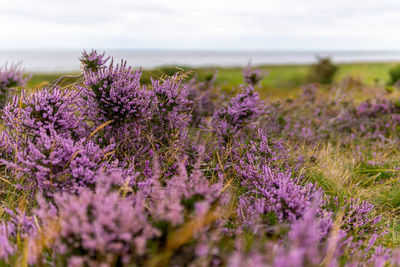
[1,50,400,73]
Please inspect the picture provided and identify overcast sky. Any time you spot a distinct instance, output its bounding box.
[1,0,400,51]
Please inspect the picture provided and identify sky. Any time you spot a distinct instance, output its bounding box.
[1,0,400,51]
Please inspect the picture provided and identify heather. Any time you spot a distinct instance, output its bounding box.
[0,52,399,266]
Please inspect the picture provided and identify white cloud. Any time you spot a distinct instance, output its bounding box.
[0,0,399,50]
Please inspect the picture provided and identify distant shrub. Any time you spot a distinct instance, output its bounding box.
[388,64,400,86]
[311,56,338,84]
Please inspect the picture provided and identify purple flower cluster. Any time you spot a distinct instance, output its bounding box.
[80,61,150,127]
[0,223,15,261]
[243,64,263,86]
[9,131,112,194]
[0,63,29,109]
[22,156,229,266]
[79,60,192,158]
[149,76,191,146]
[31,173,157,266]
[228,198,330,267]
[144,158,228,227]
[237,168,332,234]
[0,131,13,160]
[79,49,110,72]
[78,60,153,160]
[2,87,84,140]
[229,196,387,267]
[213,86,263,142]
[356,98,393,117]
[0,85,112,194]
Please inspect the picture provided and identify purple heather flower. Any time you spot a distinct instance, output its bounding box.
[3,128,114,194]
[341,198,382,241]
[141,157,229,227]
[80,60,150,123]
[0,208,38,262]
[213,86,263,142]
[2,87,85,141]
[32,172,159,266]
[237,166,332,235]
[79,60,152,150]
[243,63,263,86]
[149,75,192,146]
[29,159,229,266]
[4,208,37,239]
[273,197,326,266]
[0,63,29,109]
[0,222,15,261]
[0,131,13,160]
[79,49,110,72]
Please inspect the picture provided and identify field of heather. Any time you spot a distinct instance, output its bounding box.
[2,50,400,266]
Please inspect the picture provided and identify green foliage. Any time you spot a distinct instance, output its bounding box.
[386,85,395,93]
[388,64,400,86]
[310,56,338,84]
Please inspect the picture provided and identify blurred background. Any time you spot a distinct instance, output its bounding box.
[1,0,400,72]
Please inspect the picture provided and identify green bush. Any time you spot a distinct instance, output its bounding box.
[311,56,338,84]
[388,64,400,86]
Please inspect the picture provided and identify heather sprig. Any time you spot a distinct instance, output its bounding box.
[31,172,159,266]
[2,87,85,141]
[237,166,332,236]
[79,60,151,151]
[149,75,192,147]
[79,49,110,72]
[0,222,15,261]
[3,128,114,195]
[243,63,263,86]
[0,63,29,109]
[213,85,263,143]
[80,61,150,124]
[143,157,229,228]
